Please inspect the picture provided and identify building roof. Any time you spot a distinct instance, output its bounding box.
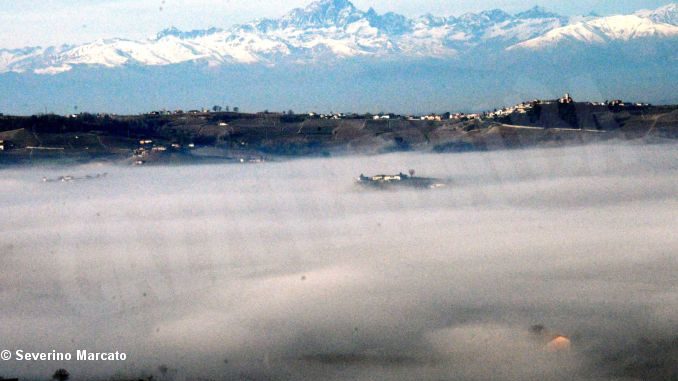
[545,335,571,352]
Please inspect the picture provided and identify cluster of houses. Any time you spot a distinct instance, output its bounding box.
[597,99,650,107]
[483,94,654,120]
[412,113,482,121]
[308,112,347,120]
[373,113,481,122]
[449,113,482,121]
[25,93,654,130]
[486,101,539,119]
[140,93,646,125]
[42,173,108,183]
[373,114,394,120]
[420,115,443,121]
[369,113,484,121]
[147,107,241,116]
[132,139,195,165]
[65,112,117,119]
[484,93,575,119]
[238,156,265,164]
[148,109,205,116]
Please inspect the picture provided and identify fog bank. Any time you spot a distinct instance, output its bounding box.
[0,143,676,380]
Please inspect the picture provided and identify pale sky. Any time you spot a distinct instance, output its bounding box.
[0,0,671,48]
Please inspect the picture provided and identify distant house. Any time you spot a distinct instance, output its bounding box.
[421,115,442,121]
[139,139,153,145]
[371,174,404,181]
[559,92,574,104]
[545,335,572,352]
[321,113,344,120]
[530,325,571,352]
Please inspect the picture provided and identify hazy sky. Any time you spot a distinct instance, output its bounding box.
[0,0,672,48]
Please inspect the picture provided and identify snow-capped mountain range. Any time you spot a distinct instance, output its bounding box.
[1,1,676,75]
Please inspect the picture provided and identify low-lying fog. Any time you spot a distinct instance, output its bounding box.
[1,143,676,381]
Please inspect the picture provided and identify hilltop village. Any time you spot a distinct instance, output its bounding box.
[111,93,651,123]
[0,94,675,165]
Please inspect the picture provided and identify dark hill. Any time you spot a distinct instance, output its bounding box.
[0,103,676,165]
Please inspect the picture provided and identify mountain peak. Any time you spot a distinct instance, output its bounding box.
[156,26,222,40]
[479,9,512,21]
[417,13,447,27]
[515,6,561,19]
[281,0,362,28]
[636,3,678,25]
[305,0,356,11]
[457,8,510,26]
[510,12,678,51]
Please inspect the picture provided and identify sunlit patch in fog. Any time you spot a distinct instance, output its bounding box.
[0,143,676,380]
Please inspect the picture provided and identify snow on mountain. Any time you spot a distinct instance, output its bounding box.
[365,9,413,35]
[515,6,563,20]
[156,27,224,40]
[509,14,678,50]
[480,14,565,43]
[636,3,678,25]
[1,0,677,74]
[0,47,44,73]
[393,6,568,55]
[277,0,364,29]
